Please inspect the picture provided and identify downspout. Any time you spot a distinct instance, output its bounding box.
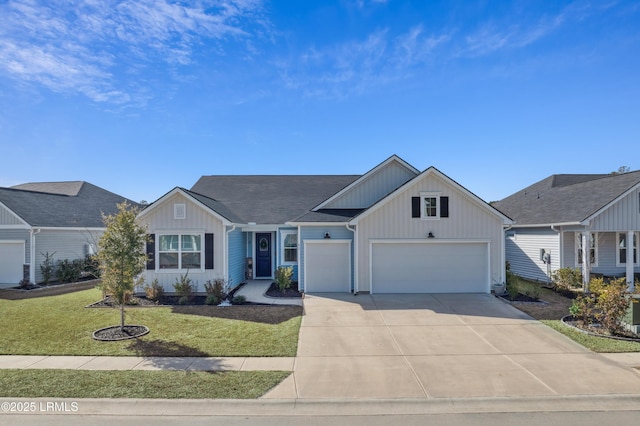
[29,228,41,284]
[345,224,357,294]
[224,225,236,284]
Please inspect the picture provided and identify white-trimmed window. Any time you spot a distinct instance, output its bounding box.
[158,234,202,270]
[617,232,638,266]
[575,232,598,267]
[281,231,298,264]
[420,192,440,219]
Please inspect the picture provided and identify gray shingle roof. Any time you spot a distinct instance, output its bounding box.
[291,209,366,223]
[0,182,139,228]
[493,171,640,225]
[180,188,245,224]
[190,175,360,224]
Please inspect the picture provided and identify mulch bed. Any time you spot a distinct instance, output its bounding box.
[561,315,640,342]
[93,325,150,341]
[265,282,302,298]
[0,279,100,300]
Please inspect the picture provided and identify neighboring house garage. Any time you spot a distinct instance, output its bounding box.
[370,240,489,293]
[303,240,351,293]
[0,241,25,285]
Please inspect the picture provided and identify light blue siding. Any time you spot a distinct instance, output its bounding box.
[276,228,298,282]
[227,228,247,289]
[298,226,354,291]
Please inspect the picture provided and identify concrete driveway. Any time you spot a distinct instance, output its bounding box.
[264,293,640,399]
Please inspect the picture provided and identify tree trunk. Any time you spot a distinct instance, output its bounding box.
[120,303,125,331]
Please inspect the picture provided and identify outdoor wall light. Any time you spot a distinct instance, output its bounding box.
[324,232,331,239]
[427,232,435,238]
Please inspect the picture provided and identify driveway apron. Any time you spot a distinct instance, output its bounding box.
[263,293,640,399]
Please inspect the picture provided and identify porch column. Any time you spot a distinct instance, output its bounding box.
[581,231,590,293]
[627,230,635,292]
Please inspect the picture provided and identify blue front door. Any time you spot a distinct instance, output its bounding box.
[255,233,272,278]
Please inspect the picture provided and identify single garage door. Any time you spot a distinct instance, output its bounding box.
[304,240,351,292]
[0,242,25,286]
[371,241,489,293]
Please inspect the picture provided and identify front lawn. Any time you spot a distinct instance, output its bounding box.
[0,369,289,399]
[541,320,640,353]
[0,289,302,357]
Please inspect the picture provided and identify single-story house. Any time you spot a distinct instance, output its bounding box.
[138,155,512,294]
[0,181,138,287]
[492,171,640,288]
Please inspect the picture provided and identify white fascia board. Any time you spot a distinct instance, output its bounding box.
[137,187,234,226]
[0,200,30,227]
[312,154,420,211]
[35,227,106,232]
[350,167,513,226]
[510,222,581,229]
[580,181,640,225]
[286,222,349,227]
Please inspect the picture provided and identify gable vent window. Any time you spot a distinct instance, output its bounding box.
[174,203,186,220]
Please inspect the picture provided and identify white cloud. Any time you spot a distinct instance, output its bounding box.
[0,0,266,105]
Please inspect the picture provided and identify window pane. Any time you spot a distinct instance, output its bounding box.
[285,248,297,262]
[424,197,437,217]
[181,235,201,251]
[159,253,179,269]
[159,235,179,251]
[284,233,297,248]
[181,252,201,269]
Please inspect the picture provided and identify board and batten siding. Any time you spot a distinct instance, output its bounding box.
[34,229,102,283]
[298,225,354,291]
[505,228,559,282]
[0,204,25,226]
[323,161,417,209]
[138,192,226,291]
[356,172,505,293]
[590,189,640,231]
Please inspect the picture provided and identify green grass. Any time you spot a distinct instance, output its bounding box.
[542,320,640,353]
[0,289,301,357]
[0,370,290,399]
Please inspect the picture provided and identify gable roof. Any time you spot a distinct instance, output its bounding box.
[137,187,245,224]
[190,175,360,224]
[493,171,640,226]
[0,181,138,228]
[349,166,512,225]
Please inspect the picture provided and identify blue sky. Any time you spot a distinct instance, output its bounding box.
[1,0,639,204]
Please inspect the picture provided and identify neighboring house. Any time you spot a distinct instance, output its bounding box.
[493,172,640,288]
[0,181,138,287]
[138,155,512,294]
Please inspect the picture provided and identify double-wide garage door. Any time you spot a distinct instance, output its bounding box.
[371,241,489,293]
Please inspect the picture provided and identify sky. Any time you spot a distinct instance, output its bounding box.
[1,0,639,204]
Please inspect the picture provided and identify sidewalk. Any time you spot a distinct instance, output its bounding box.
[235,280,303,306]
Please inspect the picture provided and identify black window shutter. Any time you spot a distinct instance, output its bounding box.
[146,234,155,270]
[440,196,449,218]
[411,197,420,218]
[205,233,214,270]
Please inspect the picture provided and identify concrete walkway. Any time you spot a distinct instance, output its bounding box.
[235,280,303,306]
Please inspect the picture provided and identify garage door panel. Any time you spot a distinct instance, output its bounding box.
[305,241,351,293]
[372,242,488,293]
[0,242,25,285]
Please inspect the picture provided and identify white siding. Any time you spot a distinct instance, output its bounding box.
[506,228,559,282]
[138,192,226,291]
[0,204,25,226]
[324,161,416,209]
[356,172,504,293]
[34,229,102,283]
[591,190,640,231]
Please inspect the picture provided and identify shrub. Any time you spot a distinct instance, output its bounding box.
[522,281,541,300]
[505,271,520,299]
[173,272,195,302]
[40,251,56,284]
[83,254,101,278]
[231,295,247,305]
[569,294,596,324]
[204,278,227,301]
[594,277,629,334]
[275,266,293,294]
[55,258,83,283]
[205,294,219,305]
[144,279,164,302]
[551,268,582,292]
[178,296,190,305]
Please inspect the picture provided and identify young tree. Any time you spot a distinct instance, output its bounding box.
[98,202,148,331]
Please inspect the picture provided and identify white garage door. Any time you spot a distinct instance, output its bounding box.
[0,242,25,285]
[304,240,351,292]
[371,242,489,293]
